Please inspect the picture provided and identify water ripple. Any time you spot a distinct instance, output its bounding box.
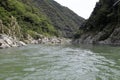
[0,44,120,80]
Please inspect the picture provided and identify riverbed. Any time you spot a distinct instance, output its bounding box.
[0,44,120,80]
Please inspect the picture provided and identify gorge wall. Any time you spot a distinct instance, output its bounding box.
[74,0,120,46]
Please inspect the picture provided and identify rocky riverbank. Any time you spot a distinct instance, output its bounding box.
[0,34,71,49]
[0,34,26,49]
[72,32,120,46]
[24,35,71,45]
[72,28,120,46]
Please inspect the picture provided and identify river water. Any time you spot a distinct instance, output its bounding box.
[0,44,120,80]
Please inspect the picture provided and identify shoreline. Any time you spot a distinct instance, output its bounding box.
[0,34,71,49]
[72,38,120,47]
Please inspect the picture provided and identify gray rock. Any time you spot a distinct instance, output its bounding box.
[0,39,10,49]
[0,34,26,49]
[31,40,39,44]
[17,41,26,46]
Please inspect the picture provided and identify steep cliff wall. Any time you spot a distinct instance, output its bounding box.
[74,0,120,45]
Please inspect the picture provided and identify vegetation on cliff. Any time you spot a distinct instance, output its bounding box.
[74,0,120,45]
[0,0,58,39]
[31,0,84,37]
[0,0,84,40]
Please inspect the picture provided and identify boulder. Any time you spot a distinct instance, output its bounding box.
[16,41,26,47]
[0,39,10,49]
[31,40,38,44]
[0,34,26,49]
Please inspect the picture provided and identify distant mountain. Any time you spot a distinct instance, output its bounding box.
[74,0,120,45]
[28,0,85,38]
[0,0,84,40]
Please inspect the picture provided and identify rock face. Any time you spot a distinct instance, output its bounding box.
[73,0,120,46]
[0,34,26,49]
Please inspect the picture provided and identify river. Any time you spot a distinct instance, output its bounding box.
[0,44,120,80]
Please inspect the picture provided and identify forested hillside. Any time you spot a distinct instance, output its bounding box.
[31,0,84,37]
[0,0,84,40]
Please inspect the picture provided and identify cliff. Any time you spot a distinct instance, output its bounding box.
[74,0,120,46]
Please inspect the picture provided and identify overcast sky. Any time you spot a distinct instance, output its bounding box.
[54,0,99,19]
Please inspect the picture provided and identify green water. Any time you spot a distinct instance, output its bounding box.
[0,44,120,80]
